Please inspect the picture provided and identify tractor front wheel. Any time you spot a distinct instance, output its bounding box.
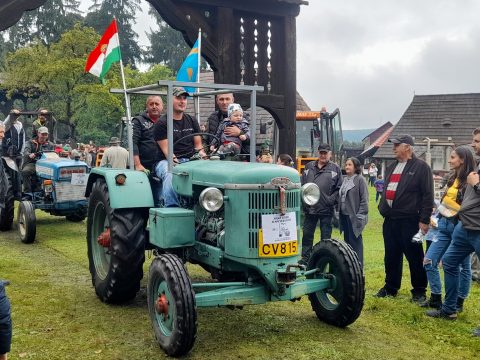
[17,201,36,244]
[147,254,197,357]
[307,239,365,327]
[86,179,146,303]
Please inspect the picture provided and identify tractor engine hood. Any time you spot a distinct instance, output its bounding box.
[172,160,300,196]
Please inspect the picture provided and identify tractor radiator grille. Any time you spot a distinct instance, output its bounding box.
[247,190,300,249]
[55,182,87,202]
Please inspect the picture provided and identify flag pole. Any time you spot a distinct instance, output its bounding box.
[114,18,134,169]
[195,29,201,126]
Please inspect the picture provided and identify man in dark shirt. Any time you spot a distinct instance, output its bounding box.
[153,87,205,207]
[376,134,432,303]
[132,96,163,173]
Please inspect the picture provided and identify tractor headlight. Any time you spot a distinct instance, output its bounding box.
[301,183,320,206]
[199,187,224,212]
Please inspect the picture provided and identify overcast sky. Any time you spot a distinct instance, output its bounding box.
[296,0,480,129]
[79,0,480,130]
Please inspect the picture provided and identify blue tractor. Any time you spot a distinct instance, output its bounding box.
[16,151,90,243]
[0,148,90,243]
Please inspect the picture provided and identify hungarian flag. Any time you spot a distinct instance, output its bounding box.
[85,19,121,80]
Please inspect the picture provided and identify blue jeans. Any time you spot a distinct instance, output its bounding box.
[154,159,188,207]
[441,221,480,314]
[0,283,12,355]
[301,213,333,261]
[340,213,364,266]
[424,217,471,298]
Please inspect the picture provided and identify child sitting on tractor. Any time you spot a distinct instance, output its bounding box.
[211,103,250,155]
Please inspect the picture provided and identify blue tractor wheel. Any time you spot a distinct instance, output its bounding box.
[147,254,197,357]
[307,239,365,327]
[17,201,36,244]
[86,179,146,303]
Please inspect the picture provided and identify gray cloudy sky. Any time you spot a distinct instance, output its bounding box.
[296,0,480,129]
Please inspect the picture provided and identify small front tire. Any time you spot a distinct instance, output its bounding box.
[307,239,365,327]
[17,201,36,244]
[147,254,197,357]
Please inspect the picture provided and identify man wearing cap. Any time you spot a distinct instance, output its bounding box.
[100,137,129,169]
[31,108,50,139]
[21,126,54,194]
[132,96,163,173]
[376,134,433,303]
[300,143,342,264]
[153,87,205,207]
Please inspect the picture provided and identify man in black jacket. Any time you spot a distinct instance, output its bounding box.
[300,143,342,263]
[376,134,433,303]
[207,93,249,152]
[132,95,163,173]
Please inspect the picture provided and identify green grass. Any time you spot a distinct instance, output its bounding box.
[1,189,480,359]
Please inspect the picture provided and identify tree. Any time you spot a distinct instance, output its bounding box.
[144,6,207,74]
[5,0,82,49]
[83,0,142,67]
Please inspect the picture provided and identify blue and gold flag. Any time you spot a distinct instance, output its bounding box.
[176,39,199,93]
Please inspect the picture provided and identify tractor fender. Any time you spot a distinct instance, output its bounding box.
[85,168,154,209]
[1,156,18,172]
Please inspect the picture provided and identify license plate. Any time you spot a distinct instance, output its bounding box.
[258,229,298,258]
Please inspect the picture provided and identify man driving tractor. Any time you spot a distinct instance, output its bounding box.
[21,126,54,194]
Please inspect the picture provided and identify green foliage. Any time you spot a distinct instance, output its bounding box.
[144,5,208,74]
[2,23,173,143]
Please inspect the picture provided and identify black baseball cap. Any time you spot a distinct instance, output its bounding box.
[318,143,331,152]
[388,134,414,146]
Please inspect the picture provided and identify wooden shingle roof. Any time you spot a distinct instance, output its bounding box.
[374,93,480,159]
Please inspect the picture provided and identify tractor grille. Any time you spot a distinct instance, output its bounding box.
[247,190,300,249]
[55,182,87,202]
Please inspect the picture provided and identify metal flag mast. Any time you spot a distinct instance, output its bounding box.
[195,28,202,125]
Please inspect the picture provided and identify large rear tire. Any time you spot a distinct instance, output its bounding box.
[307,239,365,327]
[147,254,197,357]
[0,166,14,231]
[86,179,146,303]
[17,200,36,244]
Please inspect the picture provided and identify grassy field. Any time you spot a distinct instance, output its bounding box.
[1,188,479,359]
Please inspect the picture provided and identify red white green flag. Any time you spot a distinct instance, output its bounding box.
[85,19,121,80]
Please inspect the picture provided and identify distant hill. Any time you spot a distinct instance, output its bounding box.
[342,129,375,143]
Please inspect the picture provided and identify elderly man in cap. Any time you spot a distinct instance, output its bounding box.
[153,87,206,207]
[22,126,54,194]
[300,143,342,264]
[100,137,129,169]
[376,134,433,303]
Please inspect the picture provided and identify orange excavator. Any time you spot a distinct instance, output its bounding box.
[296,107,343,173]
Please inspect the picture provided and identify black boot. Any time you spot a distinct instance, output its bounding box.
[456,297,465,313]
[419,293,442,309]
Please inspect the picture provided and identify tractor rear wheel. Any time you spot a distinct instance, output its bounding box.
[147,254,197,357]
[307,239,365,327]
[0,166,14,231]
[17,201,36,244]
[86,179,146,303]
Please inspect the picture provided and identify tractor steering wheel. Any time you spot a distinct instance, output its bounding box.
[172,132,221,160]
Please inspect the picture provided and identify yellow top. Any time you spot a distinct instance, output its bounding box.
[442,178,461,212]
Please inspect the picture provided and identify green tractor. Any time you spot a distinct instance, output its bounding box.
[85,81,364,357]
